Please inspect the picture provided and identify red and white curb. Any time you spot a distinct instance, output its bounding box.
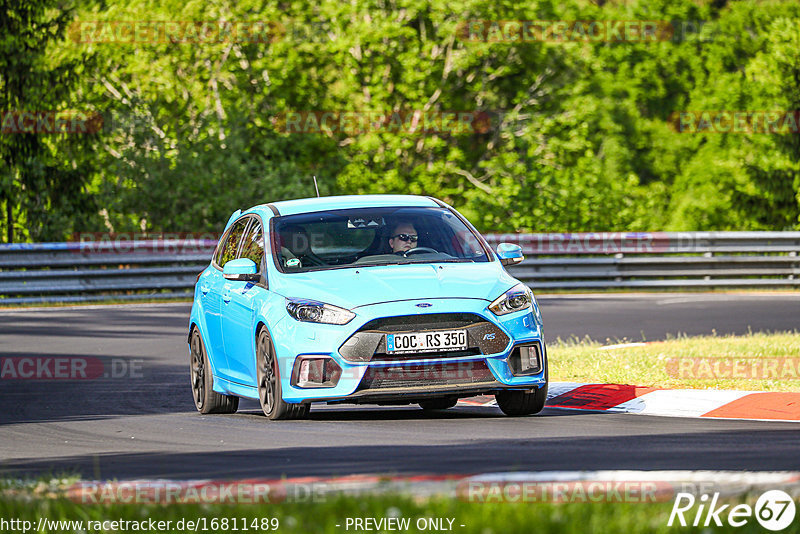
[459,383,800,422]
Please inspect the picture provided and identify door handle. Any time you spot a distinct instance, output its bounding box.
[200,283,210,295]
[222,290,231,303]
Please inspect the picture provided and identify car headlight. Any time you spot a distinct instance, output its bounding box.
[285,298,355,325]
[488,282,532,316]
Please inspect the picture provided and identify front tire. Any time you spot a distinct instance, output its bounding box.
[190,328,239,414]
[497,340,549,416]
[256,328,309,420]
[496,385,547,416]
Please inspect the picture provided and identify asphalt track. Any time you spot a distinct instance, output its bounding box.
[1,292,799,480]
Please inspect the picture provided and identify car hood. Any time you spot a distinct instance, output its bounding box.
[269,262,520,310]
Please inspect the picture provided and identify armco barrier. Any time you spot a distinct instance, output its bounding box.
[0,239,216,304]
[0,232,798,304]
[484,231,800,289]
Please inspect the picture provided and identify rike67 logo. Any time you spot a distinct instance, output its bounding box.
[669,490,796,531]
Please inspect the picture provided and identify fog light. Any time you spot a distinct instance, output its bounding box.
[291,356,342,388]
[299,360,312,384]
[520,346,539,372]
[507,344,542,376]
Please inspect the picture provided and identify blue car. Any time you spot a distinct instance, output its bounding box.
[188,195,547,419]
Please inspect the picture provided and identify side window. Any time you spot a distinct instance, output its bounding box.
[216,218,248,268]
[239,219,264,271]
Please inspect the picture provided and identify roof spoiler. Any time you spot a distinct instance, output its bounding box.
[223,209,242,231]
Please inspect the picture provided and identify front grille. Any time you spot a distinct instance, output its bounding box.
[356,360,495,391]
[339,313,510,362]
[358,313,482,332]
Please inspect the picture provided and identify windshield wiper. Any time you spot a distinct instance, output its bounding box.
[296,258,477,271]
[353,260,404,267]
[401,258,475,264]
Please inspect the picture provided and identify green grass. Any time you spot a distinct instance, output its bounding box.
[1,489,795,534]
[550,331,800,391]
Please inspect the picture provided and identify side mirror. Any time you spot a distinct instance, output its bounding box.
[223,258,260,282]
[496,243,524,267]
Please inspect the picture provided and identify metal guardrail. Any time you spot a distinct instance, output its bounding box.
[485,232,800,289]
[0,240,215,304]
[0,232,798,304]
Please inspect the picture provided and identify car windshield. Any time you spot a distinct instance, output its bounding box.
[271,206,491,272]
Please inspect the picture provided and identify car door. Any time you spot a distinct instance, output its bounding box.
[204,217,248,381]
[221,216,266,386]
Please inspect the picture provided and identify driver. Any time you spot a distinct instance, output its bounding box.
[388,222,418,254]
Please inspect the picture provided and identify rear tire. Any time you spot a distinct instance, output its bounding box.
[256,327,309,420]
[190,328,239,414]
[419,397,458,411]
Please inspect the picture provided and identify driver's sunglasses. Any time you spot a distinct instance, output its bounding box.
[391,233,418,243]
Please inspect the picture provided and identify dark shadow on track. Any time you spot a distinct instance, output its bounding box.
[229,405,596,422]
[0,304,193,426]
[4,427,799,480]
[0,362,192,426]
[0,304,190,339]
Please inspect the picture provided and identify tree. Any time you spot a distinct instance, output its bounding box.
[0,0,98,242]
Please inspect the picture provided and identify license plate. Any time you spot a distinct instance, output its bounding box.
[386,330,468,354]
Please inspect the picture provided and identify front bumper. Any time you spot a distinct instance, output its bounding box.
[270,298,546,404]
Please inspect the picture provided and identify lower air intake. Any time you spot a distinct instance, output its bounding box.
[356,360,494,391]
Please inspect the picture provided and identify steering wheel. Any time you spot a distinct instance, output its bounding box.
[403,247,438,257]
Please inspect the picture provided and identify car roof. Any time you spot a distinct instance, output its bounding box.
[252,194,441,217]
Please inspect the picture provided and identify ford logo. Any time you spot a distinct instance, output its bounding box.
[415,303,433,308]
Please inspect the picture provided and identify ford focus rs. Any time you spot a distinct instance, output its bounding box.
[188,195,547,419]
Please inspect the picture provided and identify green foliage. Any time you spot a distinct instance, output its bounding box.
[0,0,99,242]
[3,489,796,534]
[4,0,800,239]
